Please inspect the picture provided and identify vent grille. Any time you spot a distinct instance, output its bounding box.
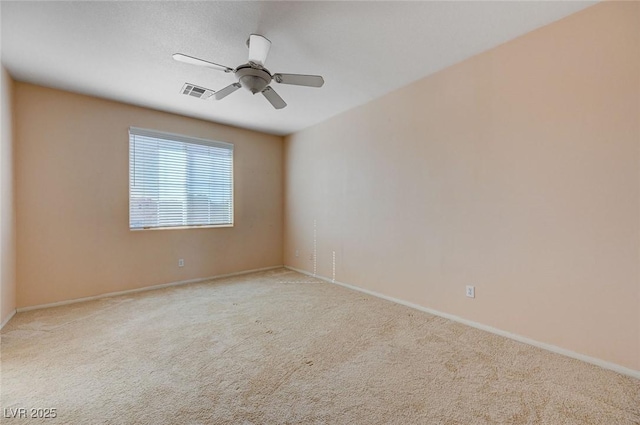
[181,83,215,100]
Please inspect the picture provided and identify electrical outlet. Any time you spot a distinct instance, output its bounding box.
[295,249,299,257]
[466,285,475,298]
[178,259,184,267]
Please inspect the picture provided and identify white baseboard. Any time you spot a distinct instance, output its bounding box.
[16,265,284,313]
[284,265,640,380]
[0,309,16,330]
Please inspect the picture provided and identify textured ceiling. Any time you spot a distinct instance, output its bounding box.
[1,1,595,136]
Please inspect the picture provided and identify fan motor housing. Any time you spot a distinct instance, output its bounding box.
[236,65,272,94]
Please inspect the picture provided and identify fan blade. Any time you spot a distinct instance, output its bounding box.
[273,73,324,88]
[247,34,271,66]
[261,86,286,109]
[172,53,234,73]
[214,83,242,100]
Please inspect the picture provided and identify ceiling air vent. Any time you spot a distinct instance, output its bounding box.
[181,83,215,100]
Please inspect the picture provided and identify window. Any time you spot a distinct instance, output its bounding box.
[129,127,233,230]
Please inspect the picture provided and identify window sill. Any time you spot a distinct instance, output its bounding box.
[130,224,234,232]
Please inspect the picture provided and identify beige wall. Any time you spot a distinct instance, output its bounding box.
[15,83,283,308]
[1,66,16,325]
[284,2,640,371]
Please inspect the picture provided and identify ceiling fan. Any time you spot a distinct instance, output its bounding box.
[173,34,324,110]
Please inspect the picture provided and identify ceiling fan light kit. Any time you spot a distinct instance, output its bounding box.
[236,65,271,94]
[173,34,324,110]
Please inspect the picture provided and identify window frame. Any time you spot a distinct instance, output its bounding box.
[128,127,234,231]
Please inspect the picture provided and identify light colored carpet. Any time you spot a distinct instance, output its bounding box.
[1,268,638,424]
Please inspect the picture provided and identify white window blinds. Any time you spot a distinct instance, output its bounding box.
[129,127,233,230]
